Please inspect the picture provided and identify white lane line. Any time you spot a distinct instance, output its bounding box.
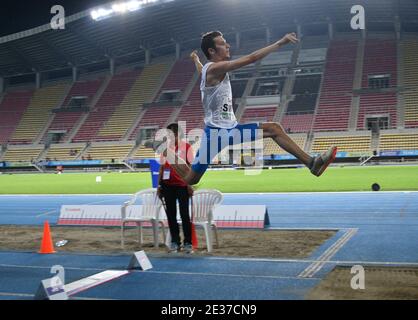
[0,263,102,272]
[2,254,418,269]
[0,191,416,197]
[267,227,341,231]
[0,292,33,297]
[301,229,357,278]
[0,292,113,300]
[35,199,120,218]
[144,270,320,281]
[223,191,418,195]
[71,296,117,300]
[298,229,356,278]
[35,209,60,218]
[0,263,319,281]
[206,256,418,266]
[298,228,358,278]
[0,194,132,197]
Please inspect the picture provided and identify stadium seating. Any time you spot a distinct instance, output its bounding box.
[2,32,418,166]
[287,75,321,114]
[175,83,205,132]
[280,113,314,133]
[129,106,176,140]
[251,77,285,96]
[301,36,330,50]
[176,104,204,132]
[0,90,34,144]
[72,71,139,142]
[186,81,201,103]
[42,77,104,142]
[154,58,195,101]
[361,39,397,88]
[356,38,398,129]
[233,38,269,56]
[379,132,418,151]
[287,94,318,114]
[82,142,135,161]
[240,106,277,123]
[97,62,172,140]
[313,40,358,131]
[61,77,104,108]
[10,82,69,144]
[44,112,84,143]
[357,93,397,129]
[89,70,140,141]
[231,80,248,98]
[0,145,44,162]
[43,143,86,161]
[128,58,197,140]
[311,133,372,153]
[132,146,156,159]
[403,39,418,128]
[263,134,307,155]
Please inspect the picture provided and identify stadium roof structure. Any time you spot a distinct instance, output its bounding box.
[0,0,417,78]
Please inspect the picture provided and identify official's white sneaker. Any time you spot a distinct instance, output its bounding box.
[183,243,194,254]
[168,242,179,253]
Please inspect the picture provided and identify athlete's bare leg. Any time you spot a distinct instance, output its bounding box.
[165,121,333,183]
[261,122,337,176]
[164,148,204,185]
[261,122,313,167]
[168,122,313,183]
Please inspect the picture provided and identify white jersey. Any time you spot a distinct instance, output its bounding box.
[200,62,237,129]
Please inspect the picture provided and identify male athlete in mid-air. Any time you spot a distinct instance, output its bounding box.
[162,31,337,185]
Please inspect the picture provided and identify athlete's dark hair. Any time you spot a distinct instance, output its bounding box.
[166,123,183,138]
[201,31,223,59]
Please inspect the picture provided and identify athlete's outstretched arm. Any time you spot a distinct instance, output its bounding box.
[210,33,298,76]
[190,50,203,74]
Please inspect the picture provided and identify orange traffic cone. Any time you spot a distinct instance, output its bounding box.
[39,221,56,254]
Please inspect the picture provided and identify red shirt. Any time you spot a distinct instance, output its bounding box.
[161,142,192,187]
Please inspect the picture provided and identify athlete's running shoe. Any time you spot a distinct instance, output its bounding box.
[310,146,338,177]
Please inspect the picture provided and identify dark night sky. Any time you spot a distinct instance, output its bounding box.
[0,0,113,37]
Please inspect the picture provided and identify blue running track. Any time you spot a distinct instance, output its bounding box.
[0,192,417,299]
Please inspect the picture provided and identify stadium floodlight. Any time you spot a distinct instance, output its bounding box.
[91,8,114,21]
[91,0,161,21]
[112,3,128,13]
[126,1,141,11]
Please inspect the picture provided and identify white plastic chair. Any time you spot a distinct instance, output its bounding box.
[121,188,166,248]
[191,189,223,252]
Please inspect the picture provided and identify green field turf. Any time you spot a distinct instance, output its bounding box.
[0,165,416,194]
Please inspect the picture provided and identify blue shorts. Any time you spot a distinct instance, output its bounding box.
[191,122,260,174]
